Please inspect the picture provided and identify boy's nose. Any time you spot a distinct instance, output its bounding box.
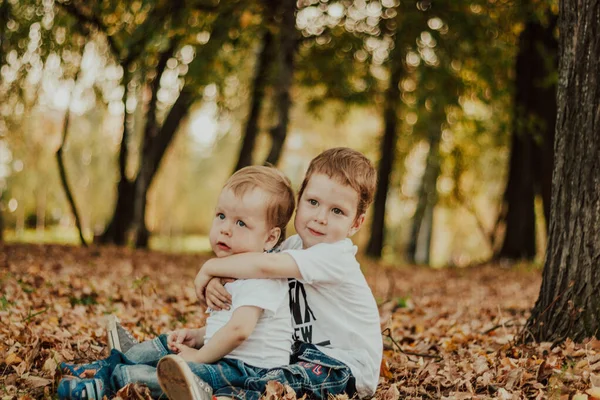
[315,209,328,224]
[220,224,232,236]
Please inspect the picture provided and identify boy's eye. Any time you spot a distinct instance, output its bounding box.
[236,220,247,228]
[332,208,343,215]
[308,199,318,206]
[217,213,225,220]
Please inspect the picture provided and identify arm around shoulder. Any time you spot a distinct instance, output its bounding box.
[203,253,302,280]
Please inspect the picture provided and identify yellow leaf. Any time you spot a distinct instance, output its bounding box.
[573,394,589,400]
[5,353,23,365]
[380,358,393,379]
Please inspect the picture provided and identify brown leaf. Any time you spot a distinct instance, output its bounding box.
[263,380,285,400]
[23,375,52,389]
[383,383,399,400]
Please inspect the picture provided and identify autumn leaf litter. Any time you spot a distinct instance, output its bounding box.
[1,244,599,399]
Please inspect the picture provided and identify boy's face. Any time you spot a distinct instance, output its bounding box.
[295,173,365,249]
[209,187,280,257]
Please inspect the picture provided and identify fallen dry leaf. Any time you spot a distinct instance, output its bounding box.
[2,243,600,399]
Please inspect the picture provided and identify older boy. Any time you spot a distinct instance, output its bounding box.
[184,147,383,400]
[58,166,295,400]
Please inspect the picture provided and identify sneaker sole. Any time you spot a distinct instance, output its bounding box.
[157,355,212,400]
[106,315,121,352]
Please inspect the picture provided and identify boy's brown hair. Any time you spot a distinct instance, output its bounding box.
[298,147,377,217]
[224,166,295,245]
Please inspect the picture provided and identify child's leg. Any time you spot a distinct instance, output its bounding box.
[61,334,172,378]
[121,334,172,365]
[233,343,357,400]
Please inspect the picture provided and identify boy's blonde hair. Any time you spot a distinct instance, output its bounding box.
[298,147,377,217]
[224,166,295,245]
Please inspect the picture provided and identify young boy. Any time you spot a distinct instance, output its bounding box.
[58,166,296,400]
[186,147,383,399]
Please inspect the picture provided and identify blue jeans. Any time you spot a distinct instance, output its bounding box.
[213,342,357,400]
[109,335,266,398]
[109,337,355,400]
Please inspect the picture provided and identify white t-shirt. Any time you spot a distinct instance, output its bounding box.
[204,279,292,369]
[281,235,383,398]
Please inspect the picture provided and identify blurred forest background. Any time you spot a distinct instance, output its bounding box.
[0,0,558,267]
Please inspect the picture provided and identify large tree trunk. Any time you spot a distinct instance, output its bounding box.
[531,15,558,226]
[263,0,296,167]
[407,116,443,264]
[525,0,600,343]
[496,13,557,260]
[234,30,274,171]
[366,36,404,259]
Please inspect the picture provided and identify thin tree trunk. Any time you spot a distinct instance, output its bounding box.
[98,69,134,245]
[234,30,274,171]
[407,117,442,264]
[525,0,600,343]
[264,0,296,166]
[56,74,87,247]
[366,34,405,259]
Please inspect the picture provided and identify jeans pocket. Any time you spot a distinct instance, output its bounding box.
[296,348,349,370]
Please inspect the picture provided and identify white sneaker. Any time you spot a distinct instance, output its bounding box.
[157,355,214,400]
[106,315,139,353]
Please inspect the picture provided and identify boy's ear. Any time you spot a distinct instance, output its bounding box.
[264,227,281,251]
[348,213,366,237]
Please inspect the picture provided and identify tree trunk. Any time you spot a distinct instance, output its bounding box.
[497,129,537,259]
[407,117,442,264]
[263,0,296,167]
[531,14,558,227]
[234,29,274,171]
[496,14,555,260]
[131,8,236,247]
[525,0,600,343]
[133,89,195,248]
[56,66,87,247]
[98,69,134,245]
[366,37,405,259]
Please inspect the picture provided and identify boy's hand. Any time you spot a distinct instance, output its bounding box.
[171,343,200,362]
[195,267,213,303]
[206,278,234,311]
[167,329,199,352]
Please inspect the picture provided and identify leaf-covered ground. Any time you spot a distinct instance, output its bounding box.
[1,243,599,399]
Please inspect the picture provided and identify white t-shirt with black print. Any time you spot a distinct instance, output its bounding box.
[280,235,383,398]
[204,279,293,369]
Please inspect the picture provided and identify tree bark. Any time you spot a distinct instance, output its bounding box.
[366,36,405,259]
[234,29,274,171]
[525,0,600,343]
[496,12,557,260]
[264,0,296,167]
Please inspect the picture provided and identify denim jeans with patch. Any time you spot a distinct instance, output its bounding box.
[109,337,356,400]
[213,342,357,400]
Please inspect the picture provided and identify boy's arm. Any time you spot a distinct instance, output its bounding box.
[181,306,262,364]
[195,253,301,302]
